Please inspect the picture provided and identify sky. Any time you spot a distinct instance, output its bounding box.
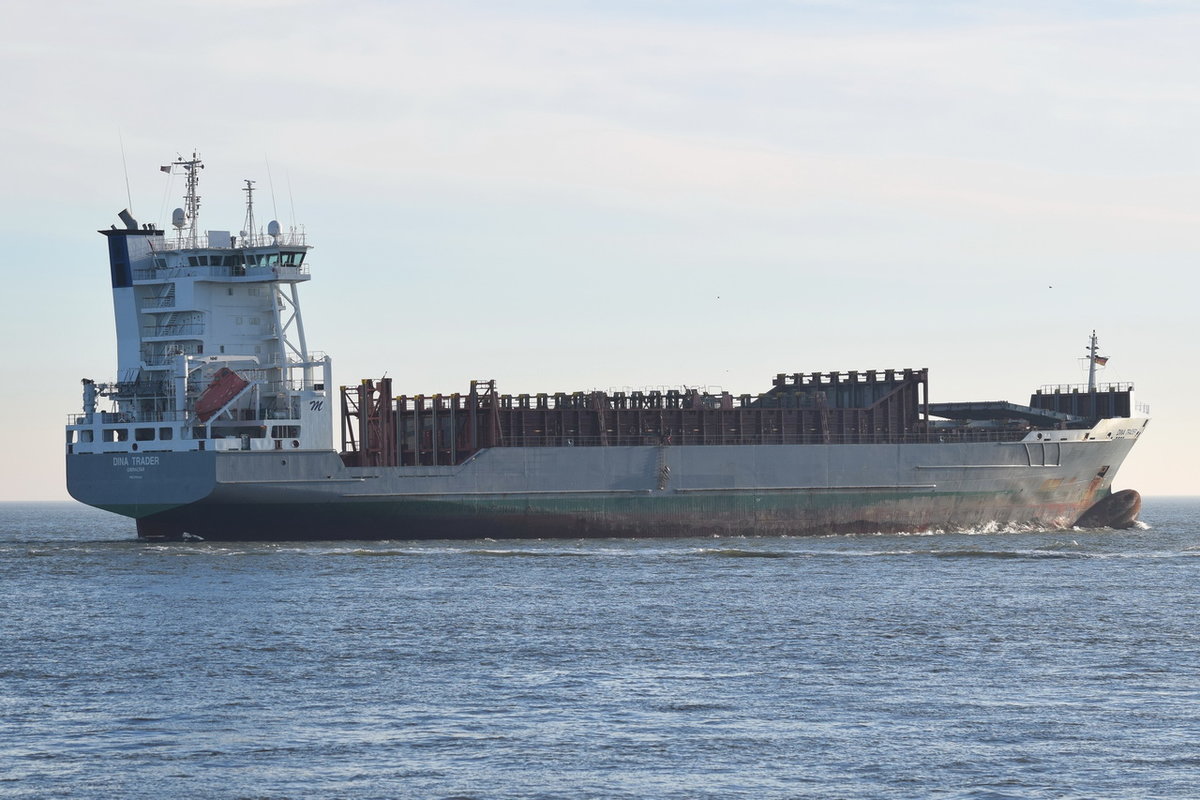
[1,0,1196,500]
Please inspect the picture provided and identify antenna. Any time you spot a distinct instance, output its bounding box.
[118,130,134,217]
[287,171,297,232]
[265,156,280,223]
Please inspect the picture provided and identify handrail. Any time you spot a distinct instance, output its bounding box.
[151,231,308,250]
[1036,382,1135,393]
[142,324,205,337]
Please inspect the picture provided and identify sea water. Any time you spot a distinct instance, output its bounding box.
[2,499,1198,799]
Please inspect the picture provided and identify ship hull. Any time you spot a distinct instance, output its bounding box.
[68,419,1146,540]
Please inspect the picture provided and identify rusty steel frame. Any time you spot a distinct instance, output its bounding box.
[340,377,396,467]
[348,369,937,468]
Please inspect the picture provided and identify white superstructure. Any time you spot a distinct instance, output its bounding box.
[67,153,332,456]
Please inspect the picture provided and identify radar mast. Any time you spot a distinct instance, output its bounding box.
[242,179,257,246]
[163,150,204,248]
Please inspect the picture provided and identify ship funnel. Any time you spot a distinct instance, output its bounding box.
[118,209,138,230]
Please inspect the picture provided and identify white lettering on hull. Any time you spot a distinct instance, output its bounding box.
[112,455,161,476]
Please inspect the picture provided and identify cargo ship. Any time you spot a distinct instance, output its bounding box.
[66,155,1148,540]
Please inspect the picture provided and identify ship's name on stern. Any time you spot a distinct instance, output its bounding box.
[112,455,161,473]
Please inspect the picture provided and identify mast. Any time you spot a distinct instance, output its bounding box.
[164,151,204,248]
[242,179,257,246]
[1086,330,1100,392]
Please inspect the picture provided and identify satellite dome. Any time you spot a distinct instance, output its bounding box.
[172,208,186,229]
[267,220,281,239]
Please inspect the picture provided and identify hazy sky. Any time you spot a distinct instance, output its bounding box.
[2,0,1196,500]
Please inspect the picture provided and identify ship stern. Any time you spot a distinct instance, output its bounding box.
[66,450,219,526]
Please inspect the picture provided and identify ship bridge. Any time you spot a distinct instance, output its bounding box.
[137,238,310,283]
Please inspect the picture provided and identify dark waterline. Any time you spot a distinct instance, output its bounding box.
[2,499,1198,799]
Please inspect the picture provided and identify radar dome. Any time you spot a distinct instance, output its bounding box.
[267,220,281,238]
[172,208,186,229]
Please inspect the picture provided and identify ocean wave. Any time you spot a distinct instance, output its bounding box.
[323,548,424,557]
[923,520,1073,536]
[689,548,797,559]
[928,548,1080,560]
[811,547,1086,560]
[462,549,597,558]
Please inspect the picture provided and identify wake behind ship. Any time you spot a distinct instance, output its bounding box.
[66,155,1148,541]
